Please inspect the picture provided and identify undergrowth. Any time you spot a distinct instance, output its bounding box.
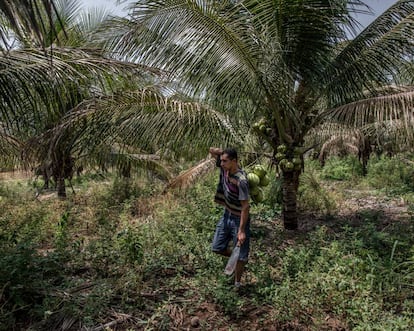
[1,155,414,330]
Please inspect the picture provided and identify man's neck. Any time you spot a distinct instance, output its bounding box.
[228,165,239,175]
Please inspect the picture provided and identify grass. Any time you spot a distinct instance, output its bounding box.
[1,155,414,330]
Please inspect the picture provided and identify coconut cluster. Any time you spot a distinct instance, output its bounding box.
[247,164,270,203]
[275,144,302,172]
[252,117,272,136]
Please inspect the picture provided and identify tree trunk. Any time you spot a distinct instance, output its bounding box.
[281,169,300,230]
[359,136,372,176]
[52,152,73,199]
[57,176,66,198]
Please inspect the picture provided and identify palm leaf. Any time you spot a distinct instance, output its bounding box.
[326,89,414,128]
[165,157,215,190]
[0,0,66,49]
[55,86,240,160]
[325,0,414,106]
[0,122,22,169]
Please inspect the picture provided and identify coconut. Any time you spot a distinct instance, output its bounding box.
[252,188,264,203]
[252,122,261,132]
[249,185,259,196]
[275,152,285,161]
[284,161,294,171]
[253,164,267,179]
[247,172,260,187]
[259,174,270,187]
[278,158,287,168]
[277,144,287,153]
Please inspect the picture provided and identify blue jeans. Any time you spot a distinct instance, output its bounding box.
[212,209,250,261]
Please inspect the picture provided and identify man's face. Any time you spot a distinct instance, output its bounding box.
[220,153,236,172]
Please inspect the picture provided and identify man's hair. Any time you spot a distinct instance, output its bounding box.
[222,148,238,160]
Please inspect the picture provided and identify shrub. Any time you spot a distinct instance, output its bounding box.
[366,155,414,194]
[298,170,338,215]
[0,243,65,329]
[321,155,363,181]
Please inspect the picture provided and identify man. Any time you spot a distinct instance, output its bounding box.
[209,147,250,288]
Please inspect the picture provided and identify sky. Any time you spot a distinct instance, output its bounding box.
[80,0,398,29]
[80,0,131,16]
[353,0,398,28]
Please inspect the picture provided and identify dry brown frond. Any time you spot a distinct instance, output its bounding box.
[165,157,216,191]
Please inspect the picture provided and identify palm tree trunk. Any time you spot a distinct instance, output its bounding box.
[281,169,300,230]
[57,176,66,198]
[52,151,73,198]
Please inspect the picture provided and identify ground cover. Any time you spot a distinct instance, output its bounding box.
[1,156,414,330]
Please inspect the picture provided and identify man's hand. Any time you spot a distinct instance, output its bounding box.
[209,147,222,157]
[237,230,246,246]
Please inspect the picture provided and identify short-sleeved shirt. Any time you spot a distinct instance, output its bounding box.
[214,158,249,216]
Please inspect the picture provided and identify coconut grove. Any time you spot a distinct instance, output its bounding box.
[1,0,414,330]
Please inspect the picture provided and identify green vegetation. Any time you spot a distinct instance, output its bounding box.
[320,156,364,181]
[1,2,414,329]
[1,155,414,330]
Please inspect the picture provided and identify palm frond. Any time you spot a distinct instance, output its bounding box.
[108,1,264,101]
[0,0,65,48]
[55,86,241,160]
[0,122,22,169]
[165,157,215,190]
[326,0,414,106]
[107,145,173,180]
[326,88,414,128]
[0,47,159,121]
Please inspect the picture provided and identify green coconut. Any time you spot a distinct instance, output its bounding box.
[277,144,287,153]
[247,172,260,187]
[252,188,264,203]
[275,152,285,161]
[253,164,267,179]
[284,161,294,171]
[259,174,270,187]
[279,158,288,168]
[252,122,261,131]
[249,185,259,196]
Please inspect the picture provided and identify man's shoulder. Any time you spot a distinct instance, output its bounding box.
[234,169,248,182]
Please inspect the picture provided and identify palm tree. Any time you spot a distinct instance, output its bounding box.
[106,0,414,229]
[0,0,169,196]
[1,0,235,199]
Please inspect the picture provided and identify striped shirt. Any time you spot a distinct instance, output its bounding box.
[214,159,249,216]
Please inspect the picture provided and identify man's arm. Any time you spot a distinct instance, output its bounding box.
[209,147,222,157]
[209,147,223,167]
[237,199,249,245]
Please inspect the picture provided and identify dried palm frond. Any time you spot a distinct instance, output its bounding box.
[165,157,216,191]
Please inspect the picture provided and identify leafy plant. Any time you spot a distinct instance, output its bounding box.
[298,170,338,214]
[366,155,414,194]
[321,155,363,181]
